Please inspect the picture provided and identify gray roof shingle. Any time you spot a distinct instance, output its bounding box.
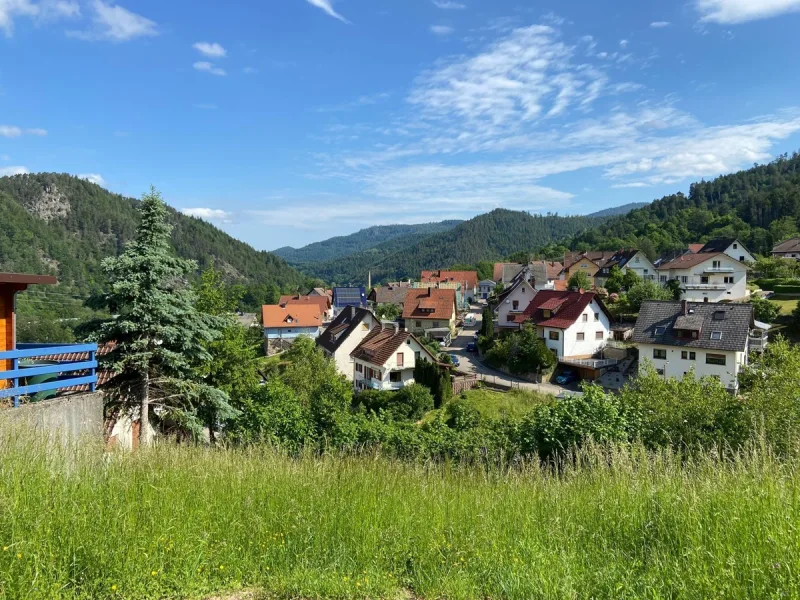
[633,301,754,352]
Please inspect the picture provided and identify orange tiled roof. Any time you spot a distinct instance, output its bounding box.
[420,270,479,290]
[279,294,330,312]
[262,304,322,328]
[402,288,457,320]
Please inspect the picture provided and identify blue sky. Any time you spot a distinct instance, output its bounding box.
[3,0,800,251]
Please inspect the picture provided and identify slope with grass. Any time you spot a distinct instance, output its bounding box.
[2,433,799,600]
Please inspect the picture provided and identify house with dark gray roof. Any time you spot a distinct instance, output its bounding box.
[316,306,381,381]
[633,300,761,391]
[772,238,800,260]
[368,285,409,309]
[696,238,755,264]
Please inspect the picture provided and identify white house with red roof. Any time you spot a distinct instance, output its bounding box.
[512,290,613,360]
[657,252,748,303]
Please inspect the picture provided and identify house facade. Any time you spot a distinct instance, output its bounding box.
[420,270,478,303]
[697,238,755,264]
[316,306,381,380]
[351,324,438,391]
[495,279,536,330]
[561,254,607,287]
[403,288,457,336]
[772,238,800,260]
[633,300,757,391]
[512,290,613,359]
[262,304,323,340]
[367,285,409,310]
[657,252,748,302]
[477,279,496,299]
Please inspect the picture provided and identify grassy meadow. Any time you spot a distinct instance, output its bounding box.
[2,431,800,599]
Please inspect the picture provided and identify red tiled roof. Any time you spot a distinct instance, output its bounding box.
[563,252,615,270]
[657,252,727,270]
[351,325,437,366]
[279,294,330,312]
[553,280,569,291]
[420,270,479,290]
[262,304,322,328]
[513,290,611,329]
[687,243,704,254]
[544,261,563,279]
[402,288,457,320]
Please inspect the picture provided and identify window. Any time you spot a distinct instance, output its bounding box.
[724,276,734,284]
[389,371,402,383]
[681,276,688,284]
[356,363,363,373]
[415,351,421,361]
[594,312,600,321]
[576,332,585,341]
[713,260,721,269]
[415,321,422,328]
[701,276,709,284]
[739,256,745,262]
[690,352,696,360]
[654,326,666,335]
[681,351,687,359]
[582,314,588,322]
[581,263,589,269]
[512,300,519,310]
[706,353,726,366]
[549,331,560,341]
[634,256,640,263]
[543,309,551,318]
[596,331,603,340]
[733,243,738,249]
[653,349,667,360]
[660,275,667,283]
[713,311,725,321]
[507,314,515,322]
[432,321,439,328]
[396,352,404,367]
[710,331,723,341]
[644,269,649,274]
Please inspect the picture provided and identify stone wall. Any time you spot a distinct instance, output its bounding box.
[0,392,104,441]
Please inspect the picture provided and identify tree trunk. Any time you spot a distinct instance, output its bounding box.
[139,370,151,448]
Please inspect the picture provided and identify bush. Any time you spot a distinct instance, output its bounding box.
[750,295,780,323]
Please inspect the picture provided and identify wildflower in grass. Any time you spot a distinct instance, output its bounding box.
[111,585,117,592]
[16,553,22,559]
[151,570,158,577]
[2,546,7,552]
[219,565,225,571]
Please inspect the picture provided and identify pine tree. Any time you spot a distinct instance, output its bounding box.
[88,187,231,447]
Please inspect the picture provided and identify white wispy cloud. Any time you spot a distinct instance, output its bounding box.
[433,0,465,9]
[79,173,105,186]
[305,0,349,24]
[193,41,226,58]
[0,125,47,137]
[650,21,671,28]
[619,39,629,48]
[0,0,79,35]
[40,0,80,19]
[0,0,38,36]
[193,61,227,76]
[696,0,800,23]
[430,24,454,35]
[69,0,157,41]
[318,92,390,112]
[181,207,234,223]
[0,166,28,176]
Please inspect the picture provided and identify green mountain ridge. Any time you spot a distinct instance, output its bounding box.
[586,202,649,218]
[0,173,309,302]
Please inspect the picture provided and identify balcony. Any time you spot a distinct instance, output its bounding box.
[683,280,727,290]
[749,334,768,352]
[703,266,735,273]
[0,343,99,407]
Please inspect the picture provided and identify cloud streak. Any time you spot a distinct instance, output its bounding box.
[0,125,47,137]
[181,207,234,223]
[69,0,157,41]
[193,41,226,57]
[193,61,227,76]
[695,0,800,23]
[305,0,350,24]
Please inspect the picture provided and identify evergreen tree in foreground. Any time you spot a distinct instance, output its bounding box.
[89,187,233,446]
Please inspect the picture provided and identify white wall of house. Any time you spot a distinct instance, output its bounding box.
[533,298,611,359]
[324,314,381,381]
[496,280,535,328]
[352,336,432,391]
[721,240,755,264]
[406,308,456,336]
[774,251,800,260]
[625,252,657,282]
[659,254,748,302]
[638,343,747,390]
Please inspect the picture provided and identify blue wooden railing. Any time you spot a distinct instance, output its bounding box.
[0,343,98,407]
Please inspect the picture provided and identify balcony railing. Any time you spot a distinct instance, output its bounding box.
[0,343,98,407]
[749,335,768,351]
[683,281,728,290]
[703,266,735,273]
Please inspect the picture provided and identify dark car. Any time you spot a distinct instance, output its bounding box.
[556,370,578,385]
[448,354,461,367]
[466,342,477,353]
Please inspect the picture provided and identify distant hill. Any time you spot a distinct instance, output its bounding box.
[587,202,649,218]
[572,153,800,258]
[274,221,463,265]
[0,173,310,306]
[300,209,605,284]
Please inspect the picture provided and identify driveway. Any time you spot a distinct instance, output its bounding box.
[446,305,570,397]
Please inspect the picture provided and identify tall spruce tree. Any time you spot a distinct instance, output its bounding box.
[89,187,232,446]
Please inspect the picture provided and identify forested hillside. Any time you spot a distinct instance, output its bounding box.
[0,174,311,318]
[303,209,604,283]
[572,153,800,257]
[587,202,649,218]
[274,221,462,265]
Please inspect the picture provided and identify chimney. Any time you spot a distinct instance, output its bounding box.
[681,299,688,315]
[427,287,432,297]
[393,322,399,334]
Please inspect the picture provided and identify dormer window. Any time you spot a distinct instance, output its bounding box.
[543,309,551,318]
[710,331,723,341]
[713,311,725,321]
[654,326,666,335]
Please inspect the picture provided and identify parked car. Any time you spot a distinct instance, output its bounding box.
[556,370,577,385]
[466,342,477,353]
[448,354,461,367]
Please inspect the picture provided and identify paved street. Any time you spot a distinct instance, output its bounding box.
[445,304,571,396]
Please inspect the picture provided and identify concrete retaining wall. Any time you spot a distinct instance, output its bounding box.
[0,392,104,441]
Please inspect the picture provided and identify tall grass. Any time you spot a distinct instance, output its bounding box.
[1,430,799,599]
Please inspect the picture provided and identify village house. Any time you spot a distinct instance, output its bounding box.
[561,252,614,287]
[493,262,524,284]
[495,278,536,330]
[477,279,496,300]
[279,294,333,321]
[420,270,478,304]
[316,306,381,380]
[595,249,658,286]
[693,238,755,264]
[511,290,613,360]
[772,238,800,260]
[657,252,748,302]
[633,300,760,392]
[308,287,332,298]
[351,323,438,392]
[262,304,323,351]
[332,287,367,316]
[402,288,457,337]
[367,285,409,311]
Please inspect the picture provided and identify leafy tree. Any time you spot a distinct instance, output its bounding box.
[604,265,624,294]
[665,279,683,301]
[505,323,556,375]
[624,280,673,313]
[414,359,452,408]
[621,268,641,291]
[567,270,592,290]
[353,384,434,421]
[480,307,494,338]
[88,188,232,446]
[750,296,780,324]
[374,303,401,321]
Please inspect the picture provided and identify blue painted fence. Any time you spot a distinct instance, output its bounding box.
[0,343,98,407]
